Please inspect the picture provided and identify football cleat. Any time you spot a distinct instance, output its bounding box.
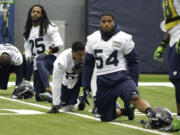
[48,105,60,113]
[39,92,52,103]
[127,104,135,120]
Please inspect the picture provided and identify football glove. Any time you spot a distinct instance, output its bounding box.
[49,44,59,53]
[36,50,51,60]
[77,87,91,110]
[153,40,167,62]
[176,40,180,54]
[48,105,60,113]
[83,87,91,97]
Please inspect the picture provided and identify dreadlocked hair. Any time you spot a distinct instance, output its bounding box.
[23,4,51,40]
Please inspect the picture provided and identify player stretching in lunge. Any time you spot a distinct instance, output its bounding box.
[82,12,156,121]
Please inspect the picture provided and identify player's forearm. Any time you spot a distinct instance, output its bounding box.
[162,32,170,44]
[82,53,95,87]
[125,48,139,86]
[128,64,139,86]
[52,68,64,105]
[51,31,64,53]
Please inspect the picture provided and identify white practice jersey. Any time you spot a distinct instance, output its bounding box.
[52,48,82,105]
[24,23,64,70]
[86,30,135,76]
[0,44,23,66]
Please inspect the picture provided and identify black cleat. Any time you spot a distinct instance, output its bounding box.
[127,104,135,120]
[39,92,52,103]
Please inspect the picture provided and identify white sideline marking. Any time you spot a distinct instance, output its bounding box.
[138,82,174,87]
[0,96,50,110]
[0,96,172,135]
[7,82,174,87]
[0,109,45,115]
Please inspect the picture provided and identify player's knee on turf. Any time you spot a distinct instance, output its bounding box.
[100,114,117,122]
[100,117,113,122]
[100,112,117,122]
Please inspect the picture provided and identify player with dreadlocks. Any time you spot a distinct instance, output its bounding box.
[23,4,64,101]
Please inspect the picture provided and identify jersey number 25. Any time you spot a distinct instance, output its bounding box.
[29,37,45,56]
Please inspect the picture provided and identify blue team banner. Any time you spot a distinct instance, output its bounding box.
[0,0,14,44]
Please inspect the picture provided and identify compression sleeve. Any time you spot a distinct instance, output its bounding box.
[24,41,32,58]
[52,63,65,105]
[82,52,95,88]
[125,48,139,86]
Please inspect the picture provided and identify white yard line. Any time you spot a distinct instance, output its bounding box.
[0,96,172,135]
[0,109,45,115]
[138,82,173,87]
[0,96,50,110]
[7,82,174,87]
[88,109,177,116]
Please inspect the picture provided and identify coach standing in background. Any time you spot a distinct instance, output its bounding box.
[23,4,64,102]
